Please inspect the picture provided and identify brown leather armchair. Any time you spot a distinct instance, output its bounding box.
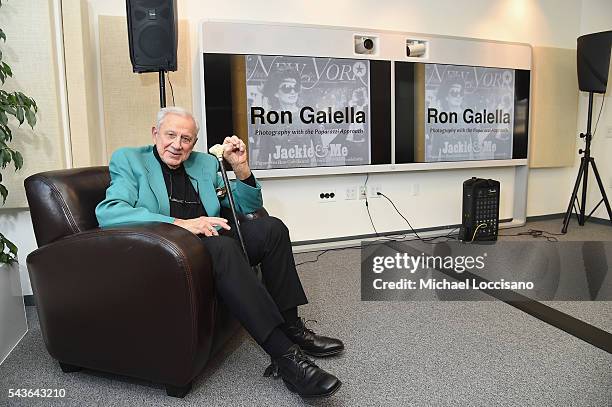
[24,167,262,397]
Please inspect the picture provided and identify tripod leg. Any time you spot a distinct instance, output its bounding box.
[562,158,585,233]
[589,158,612,222]
[580,157,590,225]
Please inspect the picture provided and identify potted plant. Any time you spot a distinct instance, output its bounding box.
[0,1,37,364]
[0,19,38,265]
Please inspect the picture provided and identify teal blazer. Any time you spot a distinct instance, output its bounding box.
[95,146,263,228]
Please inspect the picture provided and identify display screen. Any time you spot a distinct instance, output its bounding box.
[203,54,391,169]
[246,55,371,169]
[202,55,529,170]
[395,62,530,163]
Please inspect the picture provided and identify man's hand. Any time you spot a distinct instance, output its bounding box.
[173,216,231,236]
[223,135,251,180]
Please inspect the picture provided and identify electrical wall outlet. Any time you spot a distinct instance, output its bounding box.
[368,184,382,198]
[345,186,358,200]
[318,189,336,202]
[606,126,612,139]
[359,186,367,200]
[412,183,420,196]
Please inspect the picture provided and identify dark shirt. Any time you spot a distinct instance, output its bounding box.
[152,146,256,220]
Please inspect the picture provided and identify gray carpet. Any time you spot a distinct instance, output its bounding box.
[1,218,611,406]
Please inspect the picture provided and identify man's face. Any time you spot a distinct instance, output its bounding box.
[152,113,198,169]
[275,78,299,105]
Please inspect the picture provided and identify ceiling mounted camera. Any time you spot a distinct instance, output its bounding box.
[354,35,378,55]
[406,39,427,58]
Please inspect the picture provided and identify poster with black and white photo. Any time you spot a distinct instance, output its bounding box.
[245,55,371,169]
[424,64,515,162]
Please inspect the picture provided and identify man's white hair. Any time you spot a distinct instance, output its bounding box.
[156,106,200,134]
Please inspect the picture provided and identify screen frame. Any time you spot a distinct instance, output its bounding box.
[198,20,532,179]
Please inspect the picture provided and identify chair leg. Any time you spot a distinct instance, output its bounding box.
[166,382,192,398]
[59,362,82,373]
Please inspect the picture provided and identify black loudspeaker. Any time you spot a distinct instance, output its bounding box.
[577,30,612,94]
[126,0,178,73]
[459,177,500,242]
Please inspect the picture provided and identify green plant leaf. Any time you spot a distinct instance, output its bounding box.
[11,150,22,170]
[1,148,11,167]
[3,105,15,116]
[0,111,6,126]
[5,237,17,256]
[0,183,7,204]
[0,124,8,142]
[2,62,11,77]
[16,106,24,124]
[25,107,36,128]
[0,28,5,42]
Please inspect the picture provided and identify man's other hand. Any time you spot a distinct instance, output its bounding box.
[173,216,231,236]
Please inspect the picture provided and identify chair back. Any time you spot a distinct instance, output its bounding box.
[24,167,110,247]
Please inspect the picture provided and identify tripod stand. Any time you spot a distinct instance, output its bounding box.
[158,70,167,108]
[562,92,612,233]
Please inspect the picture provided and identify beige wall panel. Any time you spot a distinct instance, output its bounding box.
[0,0,66,208]
[62,0,103,167]
[529,47,579,168]
[99,16,192,160]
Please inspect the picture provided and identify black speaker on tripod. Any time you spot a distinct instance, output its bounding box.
[562,30,612,233]
[126,0,177,73]
[126,0,177,107]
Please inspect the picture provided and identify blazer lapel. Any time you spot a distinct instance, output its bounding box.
[144,151,171,216]
[184,157,219,217]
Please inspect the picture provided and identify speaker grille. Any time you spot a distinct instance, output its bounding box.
[139,26,170,59]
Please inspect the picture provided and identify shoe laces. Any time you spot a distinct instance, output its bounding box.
[285,347,318,380]
[296,318,318,336]
[264,346,318,380]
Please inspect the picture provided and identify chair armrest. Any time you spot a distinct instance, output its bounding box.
[26,223,215,384]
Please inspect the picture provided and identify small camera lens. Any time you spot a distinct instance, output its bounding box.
[363,38,374,50]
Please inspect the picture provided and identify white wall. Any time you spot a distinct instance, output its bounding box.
[4,0,611,295]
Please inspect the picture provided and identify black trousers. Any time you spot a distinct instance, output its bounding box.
[200,216,308,344]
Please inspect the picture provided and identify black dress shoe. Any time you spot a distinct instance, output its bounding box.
[264,345,341,398]
[284,318,345,357]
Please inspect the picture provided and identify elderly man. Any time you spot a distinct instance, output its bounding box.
[95,107,343,398]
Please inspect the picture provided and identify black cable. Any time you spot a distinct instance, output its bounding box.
[294,228,461,267]
[378,192,425,240]
[296,190,465,267]
[592,95,605,138]
[167,71,176,106]
[374,191,461,244]
[498,228,563,242]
